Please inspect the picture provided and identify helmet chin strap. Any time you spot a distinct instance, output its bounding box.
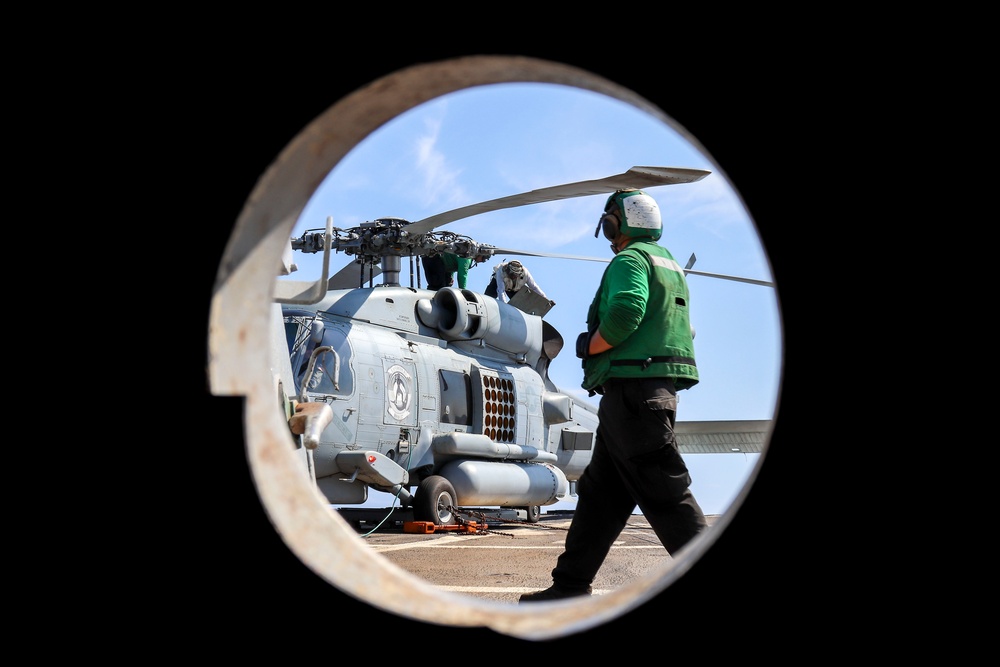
[610,234,629,255]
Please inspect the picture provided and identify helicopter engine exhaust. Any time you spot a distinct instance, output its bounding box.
[438,458,569,507]
[417,287,543,366]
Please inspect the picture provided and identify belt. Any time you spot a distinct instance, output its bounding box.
[610,355,695,370]
[595,375,680,396]
[591,377,624,396]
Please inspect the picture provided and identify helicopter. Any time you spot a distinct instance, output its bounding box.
[271,166,773,526]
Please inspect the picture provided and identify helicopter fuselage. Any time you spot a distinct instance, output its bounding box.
[278,284,597,523]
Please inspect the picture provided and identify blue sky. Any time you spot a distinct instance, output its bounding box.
[284,82,782,515]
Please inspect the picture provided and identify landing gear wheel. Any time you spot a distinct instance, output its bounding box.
[523,505,541,523]
[413,475,459,525]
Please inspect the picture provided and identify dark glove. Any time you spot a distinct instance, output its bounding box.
[575,332,591,360]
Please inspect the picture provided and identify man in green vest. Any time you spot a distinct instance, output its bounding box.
[520,188,708,602]
[422,252,485,290]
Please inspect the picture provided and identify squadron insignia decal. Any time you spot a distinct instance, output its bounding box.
[386,364,412,421]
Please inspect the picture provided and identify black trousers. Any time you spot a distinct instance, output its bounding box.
[422,256,451,290]
[484,276,515,299]
[551,376,707,589]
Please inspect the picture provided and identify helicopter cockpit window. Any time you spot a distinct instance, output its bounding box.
[438,370,472,426]
[285,311,322,377]
[286,315,355,397]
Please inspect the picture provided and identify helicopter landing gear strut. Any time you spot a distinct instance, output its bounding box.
[519,505,541,523]
[413,475,459,525]
[413,476,543,525]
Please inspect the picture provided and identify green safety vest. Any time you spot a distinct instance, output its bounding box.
[581,240,698,392]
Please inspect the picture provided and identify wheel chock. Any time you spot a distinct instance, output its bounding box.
[404,521,488,534]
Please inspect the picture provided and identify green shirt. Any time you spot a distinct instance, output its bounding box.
[440,253,474,288]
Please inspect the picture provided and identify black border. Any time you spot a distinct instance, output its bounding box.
[185,48,813,646]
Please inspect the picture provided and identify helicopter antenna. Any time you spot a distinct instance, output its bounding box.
[273,217,334,304]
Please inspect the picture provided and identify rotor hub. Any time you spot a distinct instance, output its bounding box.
[291,218,495,287]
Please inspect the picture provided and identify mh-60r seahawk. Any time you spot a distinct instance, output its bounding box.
[272,166,773,527]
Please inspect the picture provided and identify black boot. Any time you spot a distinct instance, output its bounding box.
[518,584,592,603]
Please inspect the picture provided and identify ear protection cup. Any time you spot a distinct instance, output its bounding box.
[601,212,619,240]
[595,210,620,240]
[596,188,630,240]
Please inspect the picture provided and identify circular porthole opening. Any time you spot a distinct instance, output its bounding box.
[208,55,780,641]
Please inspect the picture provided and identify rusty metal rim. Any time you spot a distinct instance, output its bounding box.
[208,54,743,641]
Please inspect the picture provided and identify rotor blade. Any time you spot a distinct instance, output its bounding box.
[494,246,772,286]
[684,269,774,287]
[489,247,609,263]
[405,166,711,235]
[327,261,383,289]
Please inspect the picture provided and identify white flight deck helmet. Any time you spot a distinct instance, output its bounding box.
[504,259,524,278]
[595,188,662,243]
[501,259,525,292]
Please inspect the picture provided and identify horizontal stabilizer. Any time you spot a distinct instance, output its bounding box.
[675,419,770,454]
